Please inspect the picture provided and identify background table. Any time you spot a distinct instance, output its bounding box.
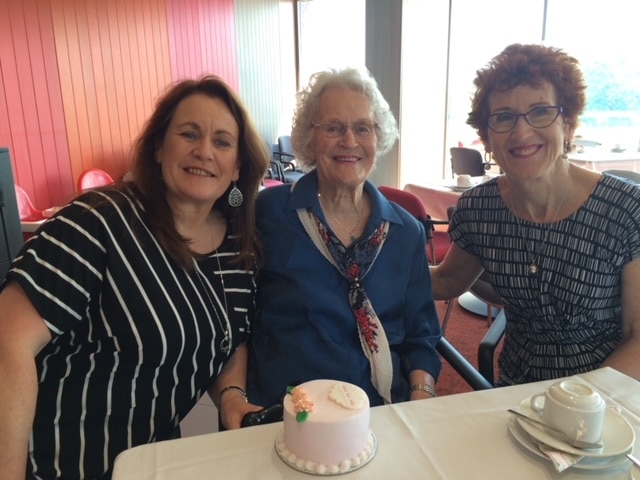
[403,182,462,221]
[569,150,640,172]
[113,368,639,479]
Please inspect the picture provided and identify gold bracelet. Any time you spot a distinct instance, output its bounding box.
[410,383,437,398]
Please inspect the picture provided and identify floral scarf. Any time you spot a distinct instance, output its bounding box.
[297,208,393,404]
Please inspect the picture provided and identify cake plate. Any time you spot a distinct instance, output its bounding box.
[275,429,377,476]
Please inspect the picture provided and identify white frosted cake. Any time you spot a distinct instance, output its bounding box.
[275,379,376,475]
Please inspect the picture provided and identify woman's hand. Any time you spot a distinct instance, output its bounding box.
[218,389,262,430]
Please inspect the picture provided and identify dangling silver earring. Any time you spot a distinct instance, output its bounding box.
[228,182,243,207]
[562,140,571,159]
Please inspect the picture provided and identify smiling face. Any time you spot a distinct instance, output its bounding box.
[311,87,377,190]
[485,81,573,182]
[157,93,239,212]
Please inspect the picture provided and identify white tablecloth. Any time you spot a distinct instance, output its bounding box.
[112,368,640,479]
[403,182,464,221]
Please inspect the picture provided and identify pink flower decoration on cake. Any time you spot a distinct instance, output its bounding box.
[287,385,315,423]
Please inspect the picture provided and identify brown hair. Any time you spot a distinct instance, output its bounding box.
[130,76,269,270]
[467,43,587,145]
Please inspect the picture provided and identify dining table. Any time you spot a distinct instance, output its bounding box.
[568,150,640,172]
[112,367,639,479]
[403,174,495,222]
[403,181,465,221]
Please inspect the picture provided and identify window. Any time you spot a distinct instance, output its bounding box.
[295,1,640,183]
[546,0,640,154]
[296,0,365,88]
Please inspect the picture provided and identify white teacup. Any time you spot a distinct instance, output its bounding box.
[530,380,606,443]
[456,174,473,187]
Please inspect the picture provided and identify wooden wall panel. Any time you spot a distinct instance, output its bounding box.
[49,0,174,196]
[165,0,238,88]
[0,0,286,211]
[0,0,73,209]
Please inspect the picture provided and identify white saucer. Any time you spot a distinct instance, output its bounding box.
[508,417,630,471]
[448,185,473,192]
[515,397,635,457]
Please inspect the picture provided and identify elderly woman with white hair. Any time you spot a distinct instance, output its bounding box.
[221,67,442,426]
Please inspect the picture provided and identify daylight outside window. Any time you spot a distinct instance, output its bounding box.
[546,0,640,157]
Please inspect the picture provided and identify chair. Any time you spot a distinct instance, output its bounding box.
[437,337,493,390]
[263,141,287,183]
[450,147,491,177]
[603,169,640,184]
[478,309,506,385]
[264,140,302,184]
[263,178,285,188]
[77,168,114,191]
[276,136,304,184]
[14,184,48,240]
[378,185,450,265]
[14,185,47,222]
[441,270,503,333]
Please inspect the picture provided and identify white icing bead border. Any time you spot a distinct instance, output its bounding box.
[275,429,377,475]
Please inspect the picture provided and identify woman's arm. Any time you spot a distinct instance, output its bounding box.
[429,243,484,300]
[208,342,262,430]
[0,282,52,480]
[601,258,640,379]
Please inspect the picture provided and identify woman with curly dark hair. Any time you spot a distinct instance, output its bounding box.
[431,43,640,386]
[0,76,269,479]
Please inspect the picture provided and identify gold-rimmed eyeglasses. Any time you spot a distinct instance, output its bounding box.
[487,106,564,133]
[312,121,378,138]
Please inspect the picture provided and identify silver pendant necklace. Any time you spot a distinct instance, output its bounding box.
[510,188,569,277]
[194,252,231,354]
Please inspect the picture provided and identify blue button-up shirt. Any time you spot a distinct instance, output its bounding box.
[248,171,442,406]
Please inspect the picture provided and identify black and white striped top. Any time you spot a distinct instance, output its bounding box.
[5,189,255,479]
[449,174,640,386]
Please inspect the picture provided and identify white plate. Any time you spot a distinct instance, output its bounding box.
[508,417,630,470]
[275,429,377,476]
[515,397,635,457]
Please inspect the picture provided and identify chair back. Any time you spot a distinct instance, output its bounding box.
[77,168,114,191]
[277,135,294,157]
[603,169,640,184]
[378,185,429,222]
[14,185,45,221]
[450,147,486,177]
[378,185,451,265]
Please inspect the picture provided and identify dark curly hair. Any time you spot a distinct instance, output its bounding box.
[467,43,587,145]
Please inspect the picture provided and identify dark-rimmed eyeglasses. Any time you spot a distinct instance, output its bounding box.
[487,106,564,133]
[312,121,378,138]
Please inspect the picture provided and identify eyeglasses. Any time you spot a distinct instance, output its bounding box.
[312,121,378,138]
[487,106,564,133]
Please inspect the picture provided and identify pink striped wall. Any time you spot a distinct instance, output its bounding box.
[0,0,238,209]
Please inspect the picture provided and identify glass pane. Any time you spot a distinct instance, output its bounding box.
[297,0,366,87]
[446,0,544,154]
[546,0,640,169]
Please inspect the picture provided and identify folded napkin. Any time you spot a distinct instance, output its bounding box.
[535,442,584,472]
